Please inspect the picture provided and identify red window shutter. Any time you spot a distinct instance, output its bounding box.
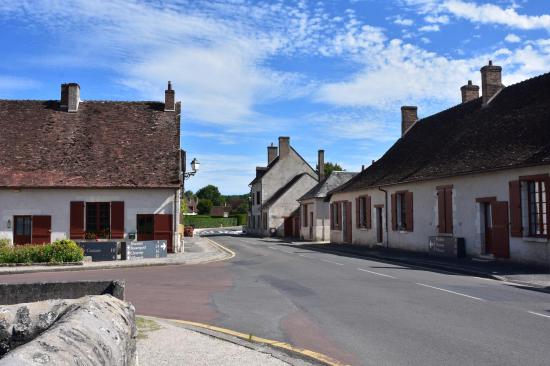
[445,188,453,234]
[405,191,414,232]
[154,214,173,253]
[31,216,51,245]
[508,180,522,237]
[366,195,372,229]
[330,203,334,229]
[70,201,85,239]
[355,198,360,228]
[110,201,125,239]
[391,193,397,231]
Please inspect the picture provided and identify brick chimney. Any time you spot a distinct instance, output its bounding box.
[279,136,290,159]
[318,150,325,181]
[164,81,175,111]
[460,80,480,103]
[60,83,80,112]
[267,143,278,164]
[401,106,417,136]
[480,60,503,106]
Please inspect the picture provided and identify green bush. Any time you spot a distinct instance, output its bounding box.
[0,239,84,264]
[0,238,10,248]
[231,214,247,226]
[183,215,238,228]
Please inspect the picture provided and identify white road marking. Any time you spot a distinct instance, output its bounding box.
[527,311,550,319]
[357,268,396,278]
[320,259,344,266]
[416,283,485,301]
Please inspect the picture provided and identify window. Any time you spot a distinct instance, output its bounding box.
[86,202,111,238]
[356,196,371,229]
[14,216,31,236]
[436,187,452,234]
[256,191,261,205]
[527,180,547,237]
[331,202,341,230]
[397,193,407,231]
[137,215,154,235]
[263,213,268,230]
[392,191,413,232]
[303,205,308,227]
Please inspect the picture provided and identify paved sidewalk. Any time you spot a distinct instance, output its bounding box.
[136,317,320,366]
[0,236,231,275]
[283,240,550,291]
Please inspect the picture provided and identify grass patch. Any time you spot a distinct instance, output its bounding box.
[136,316,162,339]
[182,215,238,228]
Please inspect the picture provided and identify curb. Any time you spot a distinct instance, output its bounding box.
[139,316,347,366]
[0,238,233,275]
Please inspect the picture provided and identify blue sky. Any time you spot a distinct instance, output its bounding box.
[1,0,549,194]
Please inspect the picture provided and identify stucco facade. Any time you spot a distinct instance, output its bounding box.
[299,198,330,241]
[0,188,182,252]
[330,165,550,266]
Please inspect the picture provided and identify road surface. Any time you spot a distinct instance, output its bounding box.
[2,230,549,365]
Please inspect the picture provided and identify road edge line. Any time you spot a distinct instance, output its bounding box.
[201,236,236,262]
[144,317,348,366]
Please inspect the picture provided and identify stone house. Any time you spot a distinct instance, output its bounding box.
[248,137,318,237]
[0,82,183,252]
[328,62,550,266]
[298,150,357,241]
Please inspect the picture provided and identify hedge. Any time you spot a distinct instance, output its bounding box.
[0,239,84,264]
[182,215,238,228]
[231,214,247,226]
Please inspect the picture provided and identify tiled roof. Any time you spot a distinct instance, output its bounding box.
[299,171,357,201]
[333,71,550,194]
[0,100,181,188]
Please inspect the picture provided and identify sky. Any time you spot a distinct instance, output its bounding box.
[1,0,550,194]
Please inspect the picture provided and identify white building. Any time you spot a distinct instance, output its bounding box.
[0,82,183,252]
[248,137,318,237]
[328,62,550,266]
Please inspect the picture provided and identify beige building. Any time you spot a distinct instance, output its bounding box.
[248,137,317,237]
[328,62,550,266]
[298,150,357,241]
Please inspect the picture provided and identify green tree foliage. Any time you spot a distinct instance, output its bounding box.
[197,199,213,215]
[196,185,224,206]
[323,162,344,177]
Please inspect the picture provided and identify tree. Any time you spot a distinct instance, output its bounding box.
[197,199,213,215]
[196,185,224,206]
[184,190,195,198]
[323,162,344,177]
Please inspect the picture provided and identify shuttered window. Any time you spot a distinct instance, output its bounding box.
[356,196,372,229]
[437,187,453,234]
[331,202,342,230]
[393,191,413,232]
[526,180,548,237]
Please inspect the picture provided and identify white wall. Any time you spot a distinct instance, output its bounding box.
[0,188,181,251]
[330,165,550,266]
[300,198,330,241]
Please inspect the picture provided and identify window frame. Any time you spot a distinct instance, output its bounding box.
[525,179,548,238]
[396,192,407,231]
[85,202,111,239]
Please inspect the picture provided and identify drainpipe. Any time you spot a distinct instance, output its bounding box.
[378,186,389,248]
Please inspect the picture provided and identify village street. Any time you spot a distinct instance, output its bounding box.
[1,230,550,366]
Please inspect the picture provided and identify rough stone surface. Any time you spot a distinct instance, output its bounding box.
[0,295,136,365]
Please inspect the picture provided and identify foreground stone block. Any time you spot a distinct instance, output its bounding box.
[0,295,136,365]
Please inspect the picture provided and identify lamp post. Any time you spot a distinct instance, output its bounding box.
[184,158,200,180]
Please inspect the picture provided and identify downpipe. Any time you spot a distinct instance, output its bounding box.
[378,186,389,248]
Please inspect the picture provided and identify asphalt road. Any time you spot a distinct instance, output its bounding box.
[2,230,550,366]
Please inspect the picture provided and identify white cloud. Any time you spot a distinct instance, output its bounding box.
[394,17,414,26]
[419,24,440,32]
[425,15,450,24]
[505,33,521,43]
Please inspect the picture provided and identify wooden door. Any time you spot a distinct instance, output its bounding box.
[13,216,32,245]
[376,207,383,243]
[137,214,154,241]
[154,214,173,253]
[482,203,493,254]
[31,216,51,245]
[491,201,510,258]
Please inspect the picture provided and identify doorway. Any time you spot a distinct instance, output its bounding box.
[481,202,493,254]
[477,198,509,258]
[309,211,313,239]
[137,214,154,241]
[376,206,383,244]
[13,216,32,245]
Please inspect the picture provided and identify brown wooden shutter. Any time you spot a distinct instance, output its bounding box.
[437,190,445,233]
[330,203,334,229]
[110,201,125,239]
[391,193,397,231]
[444,188,453,233]
[366,195,372,229]
[355,198,360,228]
[491,201,510,258]
[70,201,85,239]
[31,216,51,245]
[405,191,414,232]
[154,214,173,253]
[508,180,522,237]
[337,202,342,230]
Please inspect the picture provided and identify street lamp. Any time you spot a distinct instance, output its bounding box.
[184,158,200,180]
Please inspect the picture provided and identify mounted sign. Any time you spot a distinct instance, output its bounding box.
[123,240,167,261]
[78,242,118,262]
[428,236,466,258]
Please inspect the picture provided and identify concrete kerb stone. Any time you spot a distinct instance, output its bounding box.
[0,236,231,275]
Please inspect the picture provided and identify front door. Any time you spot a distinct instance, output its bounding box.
[491,201,510,258]
[13,216,32,245]
[482,203,493,254]
[153,214,174,253]
[31,216,51,245]
[343,202,352,243]
[376,207,383,243]
[137,214,154,241]
[309,212,313,239]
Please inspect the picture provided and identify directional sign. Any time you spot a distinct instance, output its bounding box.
[124,240,167,260]
[79,242,118,262]
[428,236,466,258]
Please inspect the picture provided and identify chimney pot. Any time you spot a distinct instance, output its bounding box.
[278,136,290,159]
[60,83,80,112]
[401,106,418,136]
[267,143,278,164]
[164,81,176,111]
[460,80,480,103]
[318,150,325,181]
[480,61,503,106]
